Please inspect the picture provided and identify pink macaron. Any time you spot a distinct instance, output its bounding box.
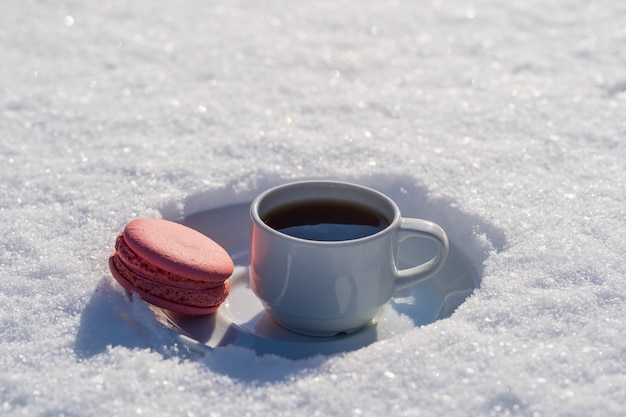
[109,218,234,315]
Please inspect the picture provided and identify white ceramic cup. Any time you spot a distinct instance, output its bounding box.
[249,180,449,336]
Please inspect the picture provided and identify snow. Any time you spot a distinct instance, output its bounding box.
[1,0,625,415]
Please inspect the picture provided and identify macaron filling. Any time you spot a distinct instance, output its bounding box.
[110,254,230,307]
[109,256,226,315]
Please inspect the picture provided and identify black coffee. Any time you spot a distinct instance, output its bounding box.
[263,199,390,241]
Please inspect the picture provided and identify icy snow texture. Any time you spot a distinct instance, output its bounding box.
[1,0,625,416]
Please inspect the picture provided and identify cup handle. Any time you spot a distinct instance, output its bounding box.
[394,218,449,290]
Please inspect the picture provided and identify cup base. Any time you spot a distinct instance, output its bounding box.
[272,317,373,338]
[263,304,381,338]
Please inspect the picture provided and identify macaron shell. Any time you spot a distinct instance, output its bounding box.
[114,234,220,289]
[123,218,233,283]
[109,255,228,315]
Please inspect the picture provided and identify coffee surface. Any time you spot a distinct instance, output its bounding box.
[262,200,389,241]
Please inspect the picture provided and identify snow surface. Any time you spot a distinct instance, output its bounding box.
[1,0,625,415]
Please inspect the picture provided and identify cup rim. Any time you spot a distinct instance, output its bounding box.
[250,180,401,245]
